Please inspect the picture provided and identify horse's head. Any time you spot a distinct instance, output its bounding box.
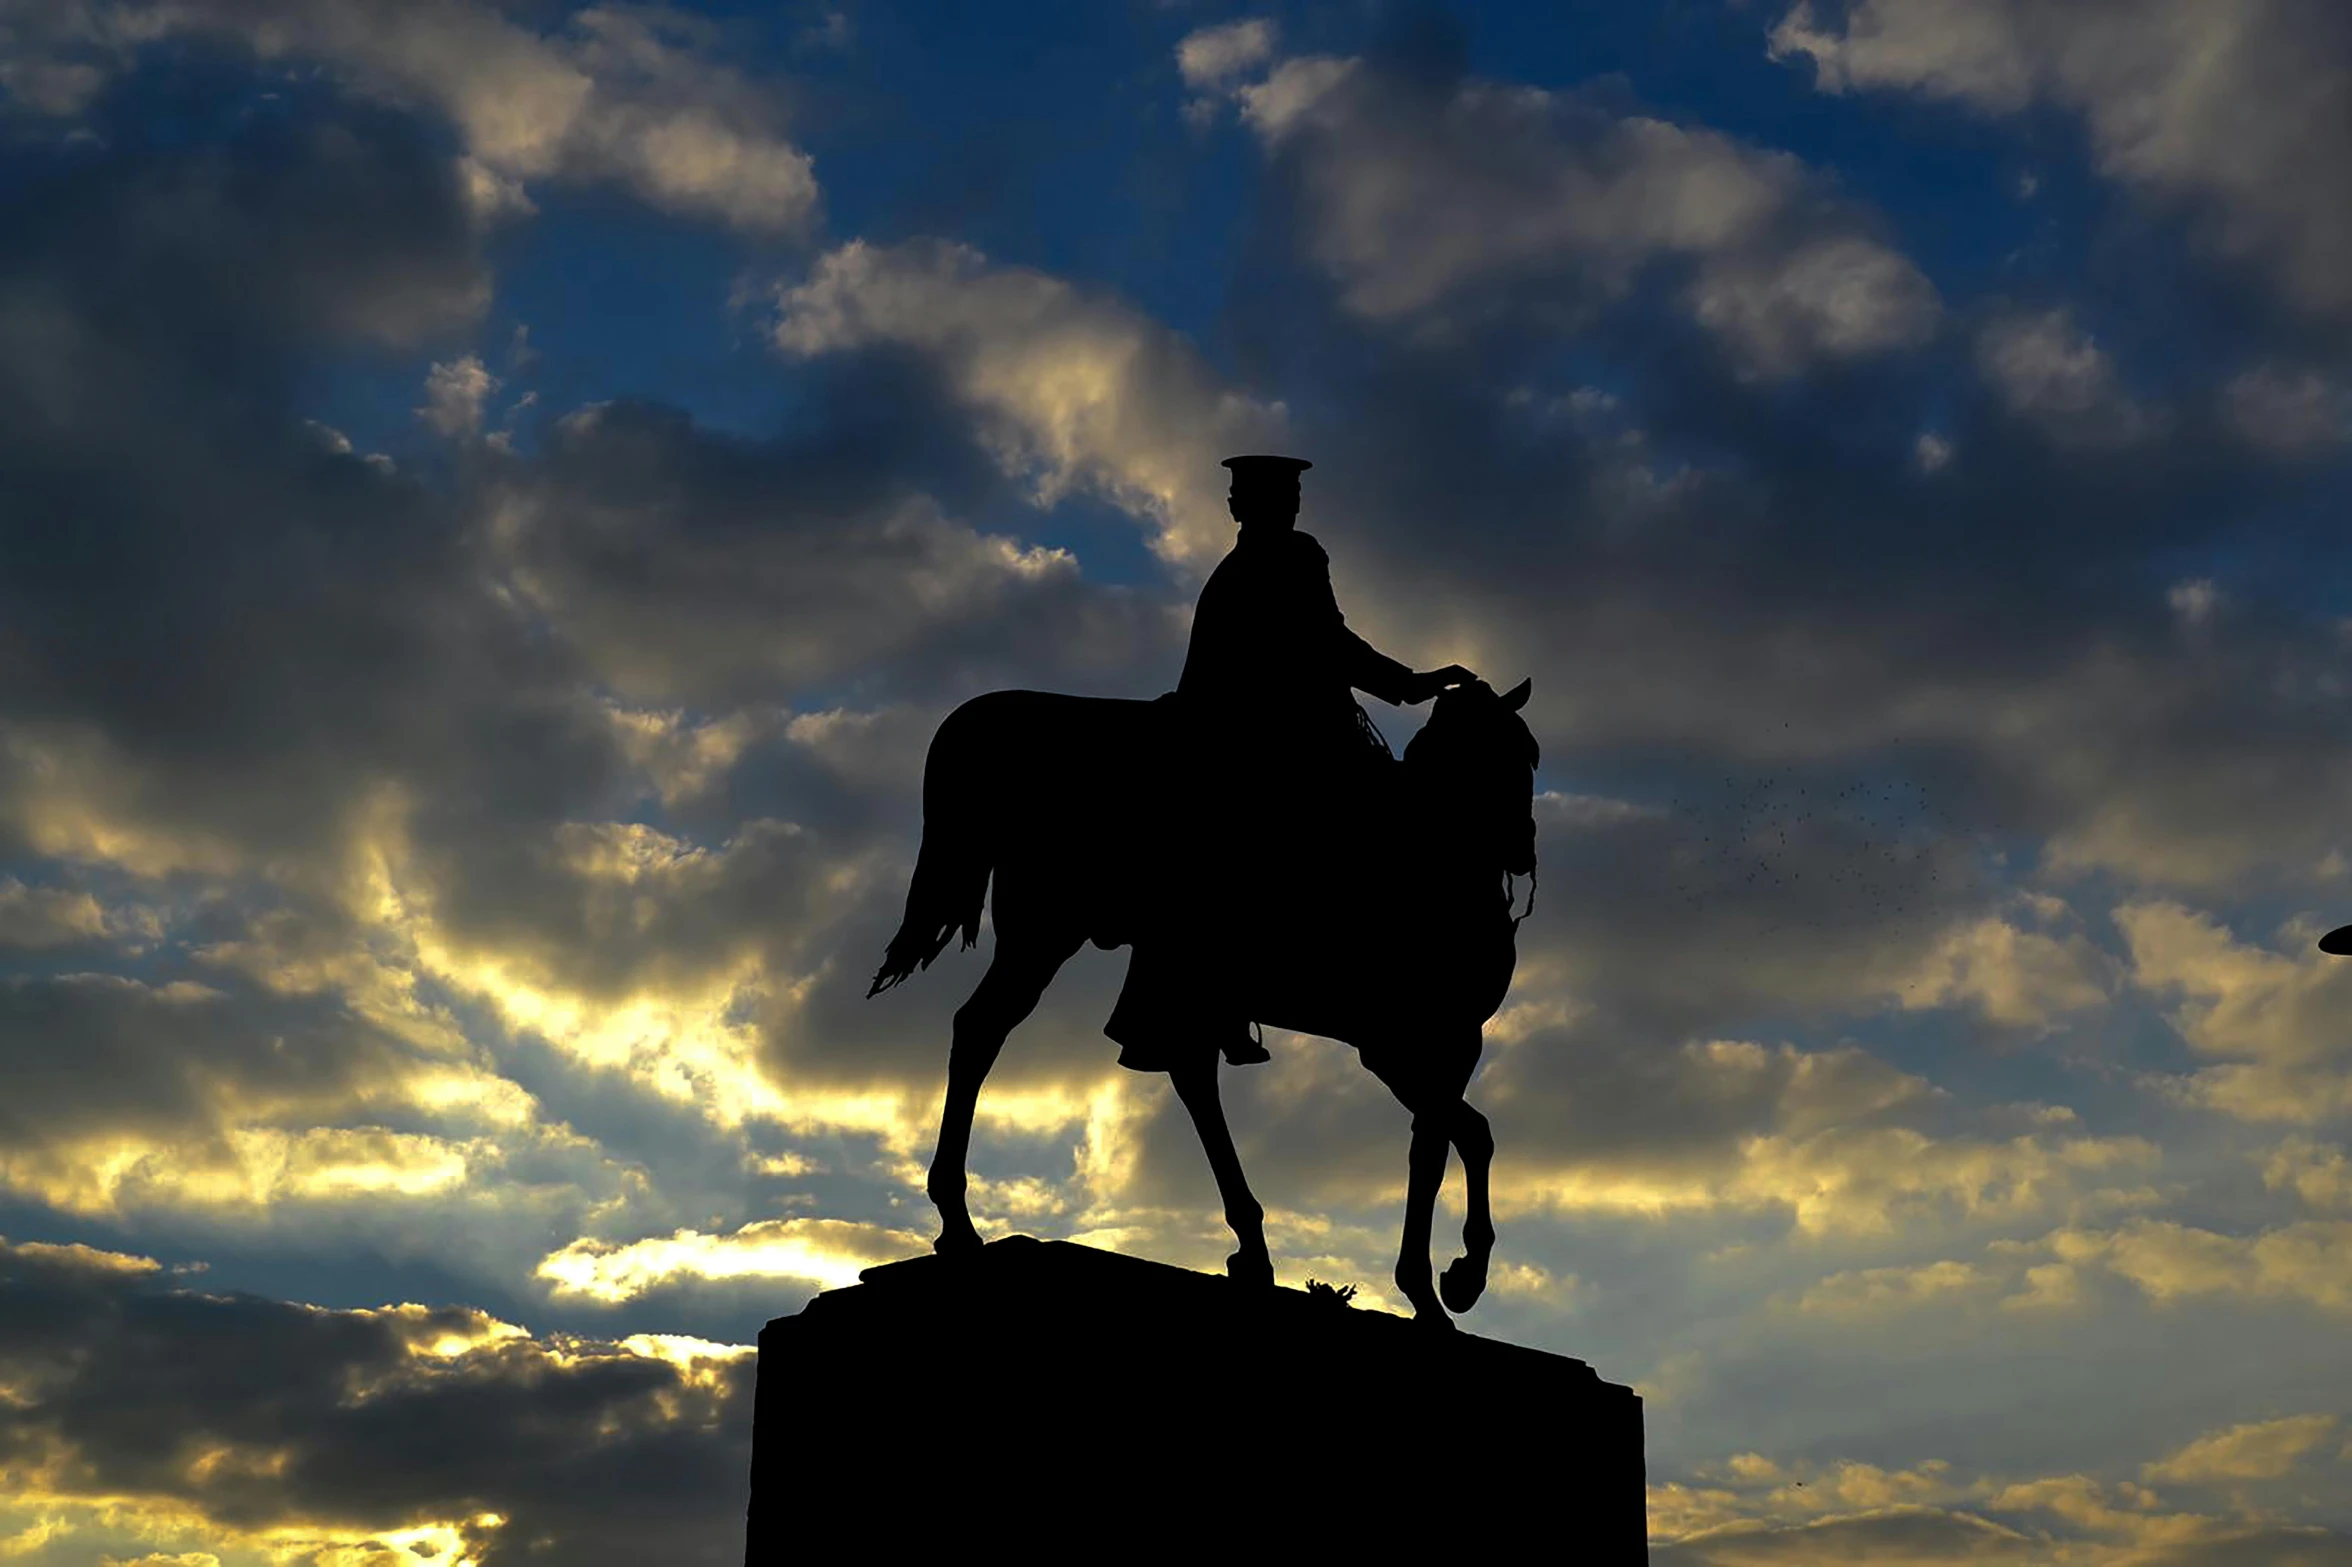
[1403,676,1539,878]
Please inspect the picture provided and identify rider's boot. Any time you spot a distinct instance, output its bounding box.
[1221,1022,1270,1067]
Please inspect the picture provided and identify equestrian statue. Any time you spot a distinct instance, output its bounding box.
[868,455,1539,1325]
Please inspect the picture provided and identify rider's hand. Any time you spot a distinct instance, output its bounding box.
[1407,665,1477,704]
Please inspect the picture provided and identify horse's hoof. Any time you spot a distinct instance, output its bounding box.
[1411,1303,1458,1330]
[1226,1251,1275,1289]
[1438,1256,1487,1314]
[933,1228,983,1257]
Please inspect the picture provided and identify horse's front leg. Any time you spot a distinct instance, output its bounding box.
[1438,1100,1495,1314]
[1395,1112,1453,1326]
[1168,1058,1274,1288]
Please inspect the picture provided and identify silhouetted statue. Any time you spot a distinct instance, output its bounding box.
[869,455,1538,1324]
[1114,454,1474,1071]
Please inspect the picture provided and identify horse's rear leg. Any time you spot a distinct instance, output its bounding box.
[927,939,1071,1254]
[1167,1059,1274,1289]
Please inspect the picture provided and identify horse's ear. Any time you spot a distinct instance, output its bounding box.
[1500,678,1531,711]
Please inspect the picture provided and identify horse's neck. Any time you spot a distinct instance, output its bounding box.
[1395,805,1502,897]
[1393,765,1511,900]
[1409,851,1506,909]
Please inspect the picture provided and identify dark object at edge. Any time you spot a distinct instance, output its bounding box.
[745,1236,1647,1562]
[2321,926,2352,956]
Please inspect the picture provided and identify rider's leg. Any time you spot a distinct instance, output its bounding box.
[1106,941,1183,1071]
[1107,932,1262,1069]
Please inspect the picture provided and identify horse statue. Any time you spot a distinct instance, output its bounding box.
[868,677,1539,1325]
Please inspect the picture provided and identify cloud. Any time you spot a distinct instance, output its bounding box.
[1295,1025,2162,1237]
[1657,1506,2039,1565]
[2144,1414,2339,1484]
[0,78,542,892]
[2042,1217,2352,1312]
[416,355,500,439]
[2169,578,2224,631]
[1896,911,2112,1029]
[1201,46,1939,374]
[8,0,820,233]
[0,878,115,948]
[487,396,1172,703]
[770,238,1289,563]
[1690,234,1945,378]
[1976,308,2153,445]
[535,1216,927,1302]
[2223,365,2352,455]
[0,969,494,1217]
[2121,902,2352,1122]
[2264,1138,2352,1209]
[1793,1258,1998,1316]
[1771,0,2352,319]
[1656,1433,2352,1564]
[0,50,1181,1209]
[0,1235,751,1565]
[1176,18,1276,90]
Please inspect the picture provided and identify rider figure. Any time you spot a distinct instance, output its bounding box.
[1105,454,1472,1072]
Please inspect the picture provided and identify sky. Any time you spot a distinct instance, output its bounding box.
[1,0,2351,1562]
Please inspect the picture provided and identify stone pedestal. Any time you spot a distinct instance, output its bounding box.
[746,1236,1646,1561]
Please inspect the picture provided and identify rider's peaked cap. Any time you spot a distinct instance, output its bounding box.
[1221,454,1312,479]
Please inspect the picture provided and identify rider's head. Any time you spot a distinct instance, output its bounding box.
[1221,454,1310,532]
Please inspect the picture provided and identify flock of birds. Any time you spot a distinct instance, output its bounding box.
[1661,763,1958,934]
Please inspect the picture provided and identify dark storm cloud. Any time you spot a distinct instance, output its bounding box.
[0,1236,751,1566]
[0,49,1178,1089]
[1202,43,2352,903]
[405,816,840,1007]
[0,69,599,876]
[488,391,1180,710]
[0,933,619,1239]
[1498,787,2009,1037]
[0,969,414,1162]
[0,46,1132,1316]
[782,38,2352,926]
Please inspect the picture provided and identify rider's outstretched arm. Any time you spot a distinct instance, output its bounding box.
[1301,536,1417,704]
[1339,626,1415,705]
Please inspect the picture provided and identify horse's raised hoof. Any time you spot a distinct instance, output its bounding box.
[1438,1256,1488,1314]
[1226,1250,1276,1290]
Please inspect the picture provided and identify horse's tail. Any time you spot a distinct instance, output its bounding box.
[868,703,995,997]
